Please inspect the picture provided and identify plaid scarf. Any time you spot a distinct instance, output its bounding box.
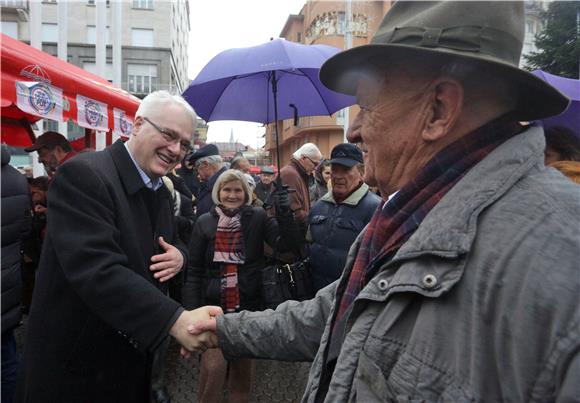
[333,116,522,326]
[214,206,245,313]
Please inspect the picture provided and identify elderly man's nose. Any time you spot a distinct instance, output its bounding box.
[346,111,363,143]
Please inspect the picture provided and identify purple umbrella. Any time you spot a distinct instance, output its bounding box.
[182,39,355,169]
[532,70,580,137]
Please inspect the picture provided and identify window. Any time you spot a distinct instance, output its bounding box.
[42,23,58,42]
[127,64,158,94]
[297,32,302,43]
[83,62,114,81]
[87,0,110,5]
[86,25,111,45]
[1,21,18,38]
[132,0,153,9]
[131,28,154,47]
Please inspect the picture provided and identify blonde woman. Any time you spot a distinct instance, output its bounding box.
[182,169,296,402]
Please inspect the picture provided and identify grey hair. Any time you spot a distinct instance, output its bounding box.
[136,90,197,130]
[211,169,252,207]
[244,173,256,190]
[293,142,322,160]
[195,154,223,168]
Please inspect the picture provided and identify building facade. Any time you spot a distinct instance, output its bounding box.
[1,0,190,97]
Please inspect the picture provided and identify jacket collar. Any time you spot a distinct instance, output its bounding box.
[321,183,370,206]
[109,139,148,195]
[394,125,545,260]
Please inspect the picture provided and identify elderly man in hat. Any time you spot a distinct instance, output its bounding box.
[24,131,76,179]
[184,2,579,401]
[189,143,226,218]
[17,91,221,403]
[255,166,277,203]
[306,143,381,291]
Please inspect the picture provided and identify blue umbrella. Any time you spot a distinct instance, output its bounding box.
[182,39,355,169]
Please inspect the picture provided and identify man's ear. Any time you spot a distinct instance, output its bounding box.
[133,116,145,136]
[422,78,463,142]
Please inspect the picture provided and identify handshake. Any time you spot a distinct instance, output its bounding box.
[169,306,223,358]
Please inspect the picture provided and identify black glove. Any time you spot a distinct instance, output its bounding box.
[273,185,292,216]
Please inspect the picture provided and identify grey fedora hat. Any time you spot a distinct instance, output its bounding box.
[320,1,569,121]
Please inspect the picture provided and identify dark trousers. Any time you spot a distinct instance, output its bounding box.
[2,330,19,403]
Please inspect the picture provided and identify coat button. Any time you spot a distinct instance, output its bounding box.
[422,274,438,289]
[378,279,389,290]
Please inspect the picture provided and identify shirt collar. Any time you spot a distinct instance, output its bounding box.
[124,142,162,191]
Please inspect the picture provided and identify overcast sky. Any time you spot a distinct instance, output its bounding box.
[188,0,305,148]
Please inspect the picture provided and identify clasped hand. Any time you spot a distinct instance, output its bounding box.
[170,306,222,358]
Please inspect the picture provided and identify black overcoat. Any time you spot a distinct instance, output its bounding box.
[17,140,186,402]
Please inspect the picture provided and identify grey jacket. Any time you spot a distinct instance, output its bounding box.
[216,126,580,402]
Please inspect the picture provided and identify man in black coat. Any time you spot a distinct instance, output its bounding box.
[1,147,31,403]
[16,91,221,403]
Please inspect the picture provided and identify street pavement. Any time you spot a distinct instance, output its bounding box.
[15,318,311,403]
[164,339,311,402]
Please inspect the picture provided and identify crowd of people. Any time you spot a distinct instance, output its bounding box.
[2,1,579,403]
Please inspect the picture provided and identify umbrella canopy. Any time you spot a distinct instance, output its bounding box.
[182,39,355,124]
[1,33,140,147]
[532,70,580,137]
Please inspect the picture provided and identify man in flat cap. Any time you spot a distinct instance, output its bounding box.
[255,166,276,204]
[184,2,579,401]
[24,131,76,179]
[17,91,221,402]
[189,143,226,218]
[306,143,381,291]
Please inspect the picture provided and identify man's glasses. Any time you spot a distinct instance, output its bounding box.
[304,155,321,167]
[143,117,192,155]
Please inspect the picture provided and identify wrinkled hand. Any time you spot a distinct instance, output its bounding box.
[34,204,47,215]
[150,236,183,282]
[171,306,222,357]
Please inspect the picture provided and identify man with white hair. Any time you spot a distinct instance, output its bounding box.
[280,143,322,224]
[17,91,222,402]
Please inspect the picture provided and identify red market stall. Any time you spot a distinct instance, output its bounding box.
[1,33,141,149]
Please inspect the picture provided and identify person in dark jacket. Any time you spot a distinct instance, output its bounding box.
[182,169,295,403]
[307,144,381,290]
[175,154,200,196]
[16,91,221,403]
[254,166,276,204]
[1,147,31,403]
[189,144,226,218]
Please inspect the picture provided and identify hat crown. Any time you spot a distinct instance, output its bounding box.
[371,1,524,67]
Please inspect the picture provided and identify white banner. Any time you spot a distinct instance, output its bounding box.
[16,81,63,121]
[77,94,109,131]
[113,108,133,138]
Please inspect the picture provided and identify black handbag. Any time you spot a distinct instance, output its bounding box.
[261,258,314,309]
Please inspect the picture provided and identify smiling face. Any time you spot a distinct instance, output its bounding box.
[218,180,246,209]
[347,70,433,196]
[128,102,193,180]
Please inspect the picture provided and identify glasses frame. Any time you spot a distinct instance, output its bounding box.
[143,116,192,155]
[304,155,321,167]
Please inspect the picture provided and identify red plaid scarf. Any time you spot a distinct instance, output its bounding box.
[333,116,522,326]
[214,206,245,313]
